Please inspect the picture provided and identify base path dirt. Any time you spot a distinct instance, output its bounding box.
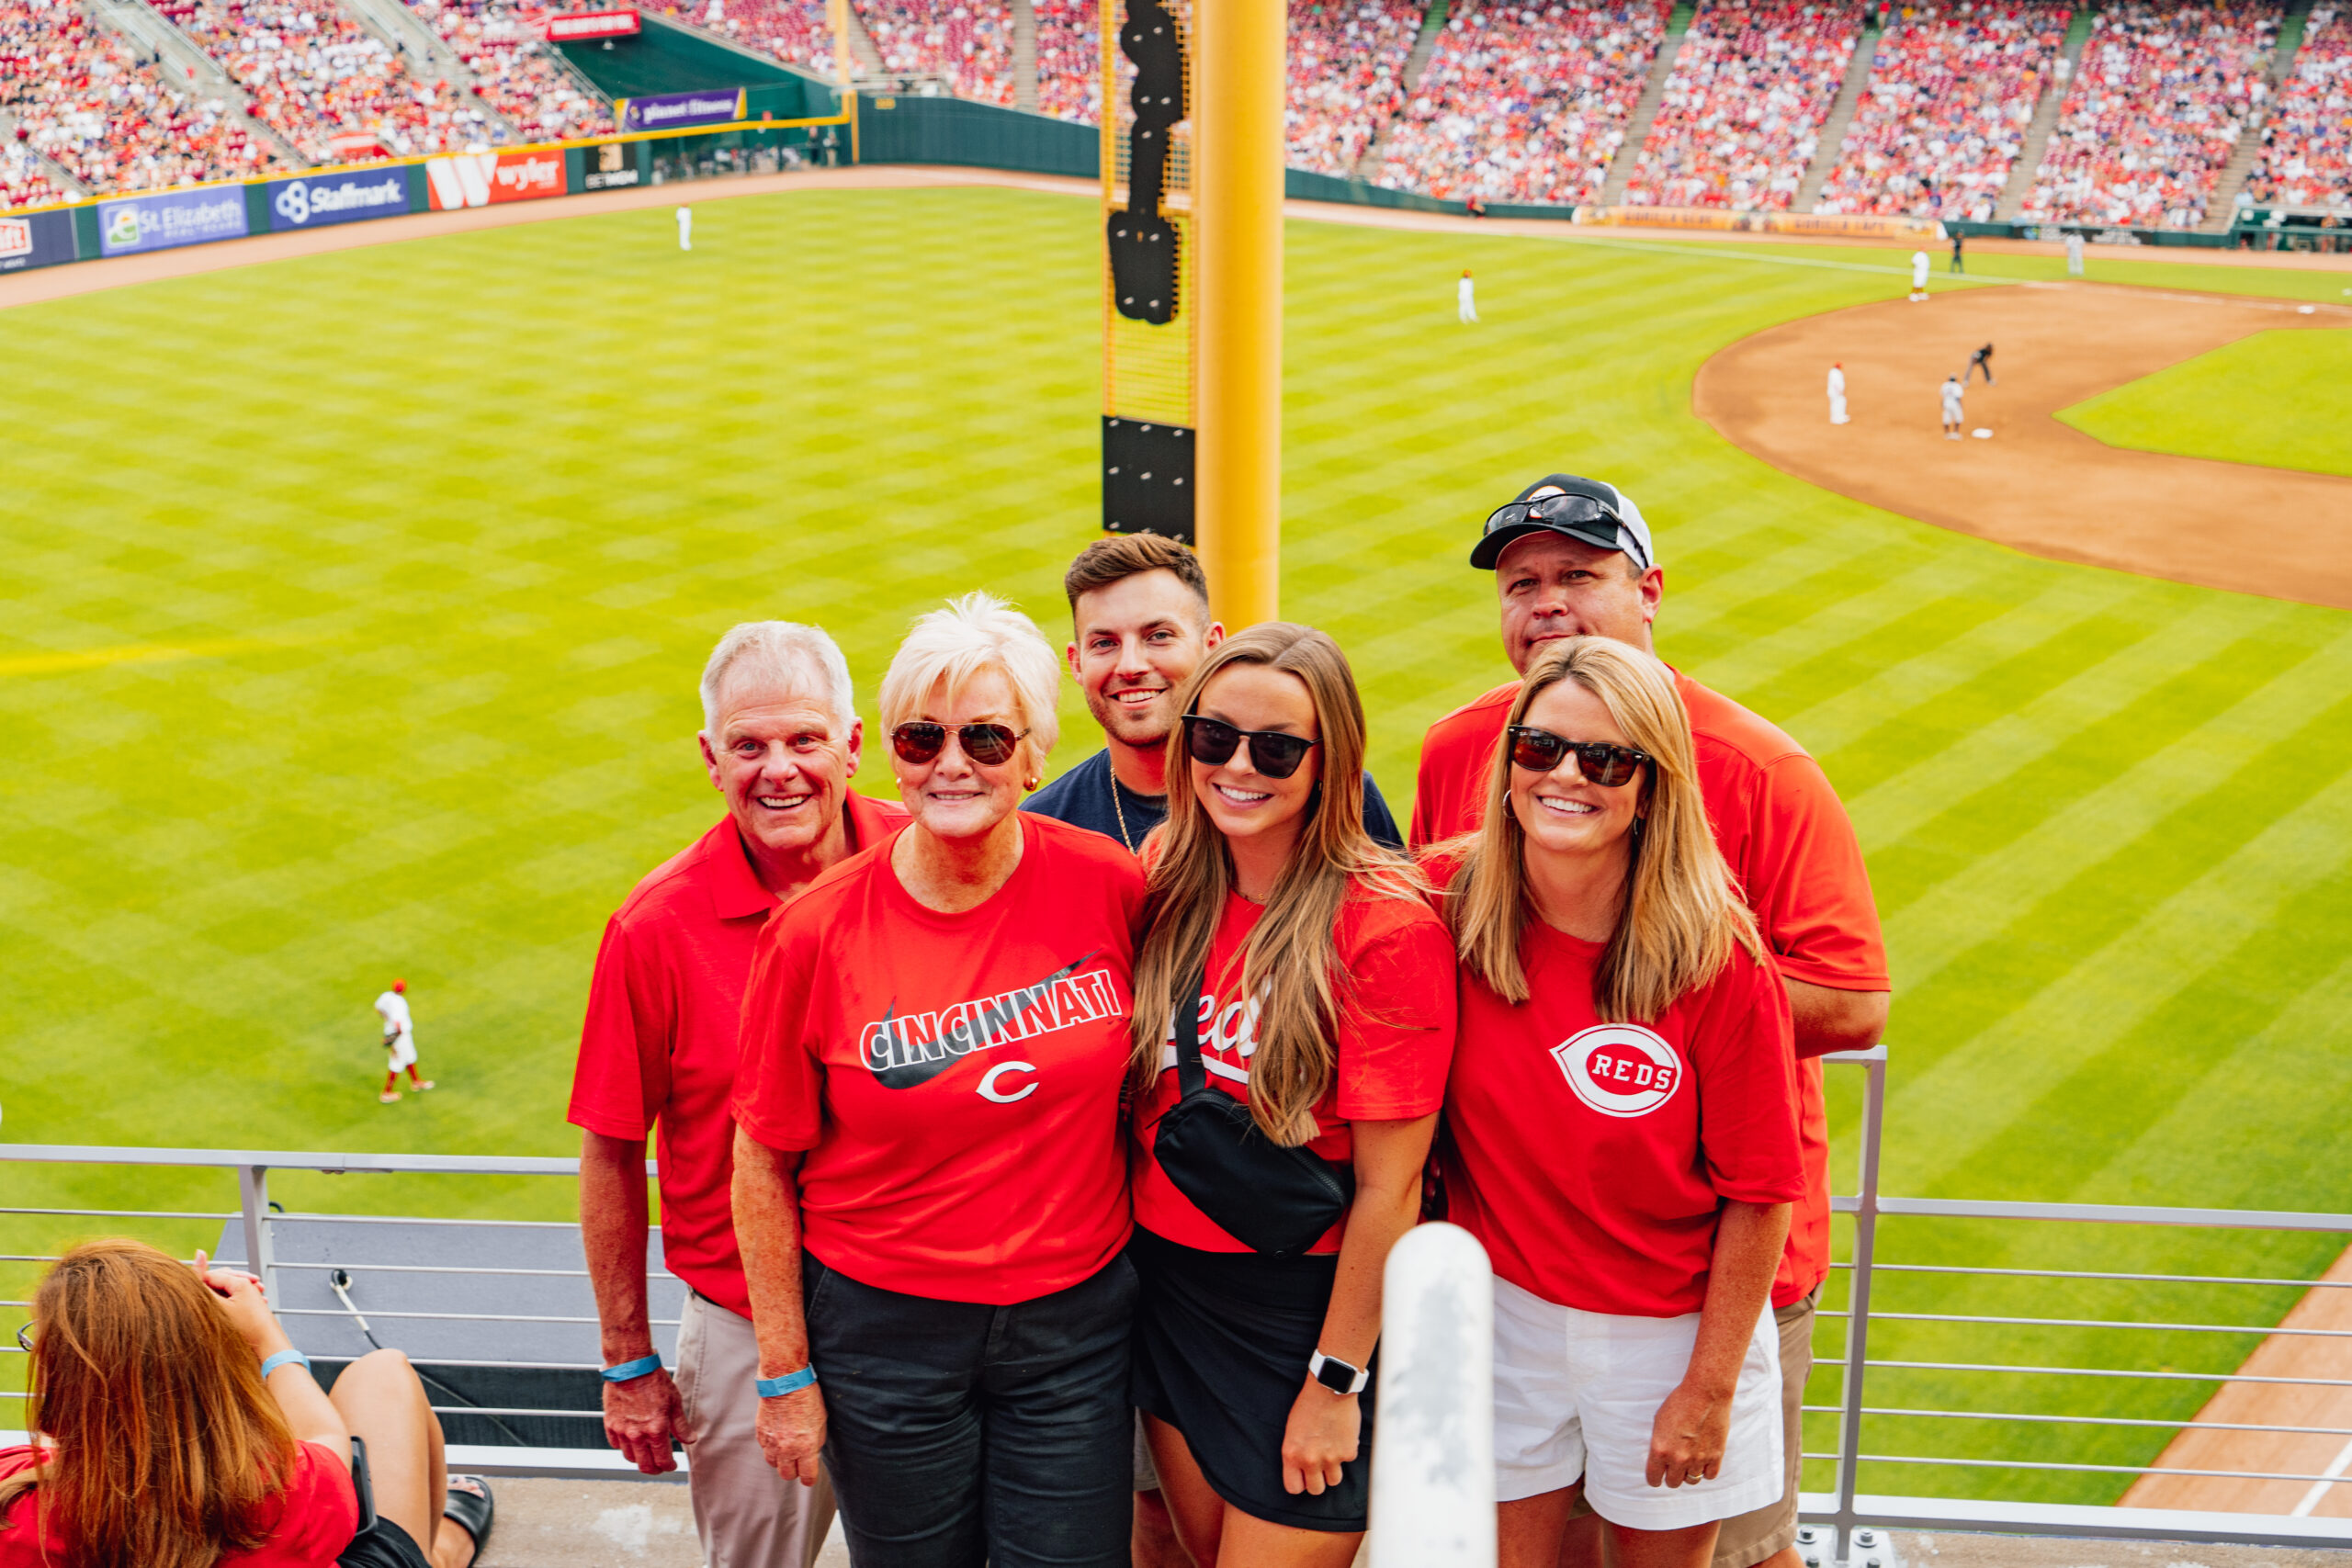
[1692,283,2352,610]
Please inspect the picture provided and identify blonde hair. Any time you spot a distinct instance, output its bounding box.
[1442,637,1760,1019]
[1129,624,1423,1146]
[700,621,856,733]
[876,592,1061,780]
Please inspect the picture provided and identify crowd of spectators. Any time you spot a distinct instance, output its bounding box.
[1035,0,1102,120]
[1374,0,1668,205]
[1284,0,1422,175]
[654,0,837,74]
[1624,0,1862,209]
[2018,0,2279,228]
[404,0,610,140]
[0,0,280,205]
[854,0,1017,103]
[2243,6,2348,210]
[1812,0,2066,220]
[172,0,504,161]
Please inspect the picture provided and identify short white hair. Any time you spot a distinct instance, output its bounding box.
[877,592,1061,773]
[699,622,856,735]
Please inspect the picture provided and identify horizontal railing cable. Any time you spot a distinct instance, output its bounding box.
[1802,1403,2352,1437]
[273,1260,680,1281]
[1857,1261,2352,1290]
[1864,1310,2352,1337]
[1828,1453,2352,1483]
[1867,1358,2352,1386]
[0,1206,237,1220]
[274,1307,677,1325]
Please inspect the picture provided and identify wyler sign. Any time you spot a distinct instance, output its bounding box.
[424,149,566,209]
[617,87,745,132]
[0,209,78,273]
[266,168,411,231]
[97,187,249,256]
[545,7,639,39]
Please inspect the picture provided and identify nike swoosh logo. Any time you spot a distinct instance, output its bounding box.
[868,952,1102,1091]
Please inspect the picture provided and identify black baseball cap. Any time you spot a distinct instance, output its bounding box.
[1470,474,1656,571]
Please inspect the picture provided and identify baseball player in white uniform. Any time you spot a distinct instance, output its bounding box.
[1827,361,1849,424]
[375,979,433,1103]
[1458,268,1478,323]
[1940,374,1965,439]
[675,205,693,252]
[1910,249,1931,300]
[2066,230,2086,276]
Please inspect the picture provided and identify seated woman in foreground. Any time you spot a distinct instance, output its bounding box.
[0,1238,493,1568]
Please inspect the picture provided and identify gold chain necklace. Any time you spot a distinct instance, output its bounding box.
[1108,761,1136,853]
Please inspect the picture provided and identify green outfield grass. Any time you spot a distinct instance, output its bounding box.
[2056,327,2352,477]
[5,186,2352,1502]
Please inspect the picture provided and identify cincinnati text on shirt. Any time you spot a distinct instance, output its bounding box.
[859,953,1121,1088]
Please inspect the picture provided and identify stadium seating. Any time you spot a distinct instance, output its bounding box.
[1625,0,1864,209]
[0,0,280,204]
[406,0,612,139]
[1812,0,2067,221]
[854,0,1017,104]
[1375,0,1669,205]
[2018,0,2280,229]
[650,0,837,74]
[2244,5,2349,211]
[173,0,504,161]
[1035,0,1101,121]
[1284,0,1424,176]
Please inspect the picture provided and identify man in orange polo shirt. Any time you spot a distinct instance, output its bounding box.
[571,621,905,1568]
[1413,475,1889,1568]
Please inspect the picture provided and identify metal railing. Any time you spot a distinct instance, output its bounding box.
[6,1064,2352,1551]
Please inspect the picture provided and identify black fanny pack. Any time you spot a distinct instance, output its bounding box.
[1150,976,1354,1258]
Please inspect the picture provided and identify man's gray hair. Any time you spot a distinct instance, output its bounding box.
[699,622,857,735]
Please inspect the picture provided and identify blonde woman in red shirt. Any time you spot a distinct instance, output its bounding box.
[1126,623,1457,1567]
[1436,637,1803,1568]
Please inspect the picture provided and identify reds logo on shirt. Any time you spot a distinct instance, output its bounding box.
[1551,1024,1682,1118]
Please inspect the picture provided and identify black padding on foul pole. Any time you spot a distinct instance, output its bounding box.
[1103,417,1195,542]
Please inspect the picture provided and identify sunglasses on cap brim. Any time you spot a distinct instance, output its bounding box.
[1482,493,1648,569]
[1181,712,1319,780]
[1507,726,1652,786]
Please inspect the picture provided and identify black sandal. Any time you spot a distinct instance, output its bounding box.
[443,1475,494,1564]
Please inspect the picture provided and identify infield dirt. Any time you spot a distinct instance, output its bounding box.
[1693,283,2352,611]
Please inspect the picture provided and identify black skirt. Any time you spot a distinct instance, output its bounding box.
[1128,1227,1374,1533]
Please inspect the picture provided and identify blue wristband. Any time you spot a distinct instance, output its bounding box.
[755,1365,818,1398]
[259,1349,311,1380]
[601,1354,664,1383]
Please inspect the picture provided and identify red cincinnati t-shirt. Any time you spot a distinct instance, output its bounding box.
[1131,883,1458,1253]
[1410,668,1887,1306]
[0,1440,356,1568]
[1442,923,1804,1316]
[732,813,1148,1305]
[569,795,907,1317]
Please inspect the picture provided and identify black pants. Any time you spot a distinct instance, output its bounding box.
[804,1250,1136,1568]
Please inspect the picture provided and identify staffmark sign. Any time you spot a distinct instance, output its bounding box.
[424,149,565,209]
[266,169,410,231]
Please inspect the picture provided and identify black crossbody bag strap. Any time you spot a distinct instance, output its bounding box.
[1173,974,1209,1099]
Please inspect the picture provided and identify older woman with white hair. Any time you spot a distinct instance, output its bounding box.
[731,592,1148,1568]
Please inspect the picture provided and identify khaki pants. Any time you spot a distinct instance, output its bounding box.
[676,1291,839,1568]
[1709,1291,1815,1568]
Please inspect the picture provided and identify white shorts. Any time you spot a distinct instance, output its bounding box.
[1491,1277,1783,1531]
[385,1032,417,1072]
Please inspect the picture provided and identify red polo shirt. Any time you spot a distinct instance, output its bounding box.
[1411,669,1887,1306]
[569,795,906,1317]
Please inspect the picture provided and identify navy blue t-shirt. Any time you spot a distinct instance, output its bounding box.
[1023,748,1405,854]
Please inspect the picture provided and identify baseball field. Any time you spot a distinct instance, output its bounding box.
[4,176,2351,1505]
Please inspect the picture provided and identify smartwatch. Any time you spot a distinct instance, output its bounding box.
[1307,1349,1368,1396]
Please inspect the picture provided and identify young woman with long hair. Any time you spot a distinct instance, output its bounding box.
[1127,623,1457,1568]
[0,1238,490,1568]
[1435,637,1803,1568]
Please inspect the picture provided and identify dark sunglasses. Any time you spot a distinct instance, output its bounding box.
[1182,713,1320,781]
[15,1321,30,1353]
[1508,726,1651,786]
[890,722,1029,767]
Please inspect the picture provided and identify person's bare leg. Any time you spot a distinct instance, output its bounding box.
[1603,1517,1720,1568]
[1143,1415,1227,1568]
[1556,1508,1607,1568]
[1748,1551,1804,1568]
[1502,1488,1579,1568]
[328,1348,474,1568]
[1135,1485,1193,1567]
[1213,1506,1359,1568]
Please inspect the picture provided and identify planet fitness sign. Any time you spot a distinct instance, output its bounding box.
[96,187,250,256]
[617,87,745,132]
[265,169,411,231]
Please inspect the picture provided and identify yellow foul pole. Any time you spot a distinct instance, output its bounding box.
[831,0,855,98]
[1193,0,1283,629]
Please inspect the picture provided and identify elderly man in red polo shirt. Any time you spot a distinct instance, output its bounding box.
[571,621,904,1568]
[1412,475,1890,1568]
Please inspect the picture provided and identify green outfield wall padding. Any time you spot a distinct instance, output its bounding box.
[1283,167,1456,212]
[70,203,97,257]
[857,94,1097,176]
[559,14,807,97]
[244,182,271,232]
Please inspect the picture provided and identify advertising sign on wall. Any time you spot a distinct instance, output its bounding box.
[546,7,639,39]
[424,149,567,210]
[96,187,250,256]
[265,168,411,231]
[0,208,79,273]
[582,141,640,190]
[617,87,745,132]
